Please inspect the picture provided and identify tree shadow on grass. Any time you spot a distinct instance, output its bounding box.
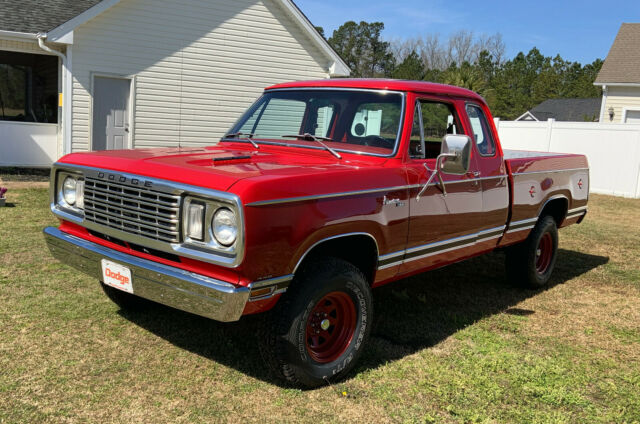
[118,249,608,386]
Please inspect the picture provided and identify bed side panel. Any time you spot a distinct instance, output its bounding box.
[500,153,589,247]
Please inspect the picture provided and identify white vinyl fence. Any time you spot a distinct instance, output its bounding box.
[495,119,640,198]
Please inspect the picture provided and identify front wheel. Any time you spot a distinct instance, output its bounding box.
[259,258,373,388]
[506,215,559,289]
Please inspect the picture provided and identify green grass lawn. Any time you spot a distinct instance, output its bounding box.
[1,188,639,423]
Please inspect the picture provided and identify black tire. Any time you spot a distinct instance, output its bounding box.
[259,258,373,389]
[101,282,149,310]
[506,215,559,289]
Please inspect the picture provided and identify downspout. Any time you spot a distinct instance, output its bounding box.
[36,34,70,156]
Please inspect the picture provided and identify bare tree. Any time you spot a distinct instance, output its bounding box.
[390,37,423,63]
[390,31,505,71]
[421,34,445,70]
[486,33,506,65]
[448,30,475,65]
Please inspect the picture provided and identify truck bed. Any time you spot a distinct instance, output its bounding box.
[500,150,589,246]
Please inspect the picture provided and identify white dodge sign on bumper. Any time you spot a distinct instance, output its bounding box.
[101,259,133,294]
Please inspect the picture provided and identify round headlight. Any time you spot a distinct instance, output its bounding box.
[212,208,237,246]
[63,177,77,205]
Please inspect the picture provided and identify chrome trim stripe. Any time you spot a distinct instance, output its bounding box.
[568,206,588,214]
[512,167,589,176]
[478,225,506,236]
[405,232,477,255]
[376,225,507,270]
[566,211,587,220]
[248,274,295,302]
[294,232,380,274]
[379,250,405,260]
[246,175,508,207]
[506,225,535,234]
[405,241,477,263]
[250,274,294,290]
[509,217,538,226]
[43,227,249,322]
[246,185,416,207]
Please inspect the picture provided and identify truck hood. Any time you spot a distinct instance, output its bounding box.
[59,144,387,192]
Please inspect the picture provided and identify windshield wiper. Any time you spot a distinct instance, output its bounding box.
[281,133,342,159]
[222,132,259,149]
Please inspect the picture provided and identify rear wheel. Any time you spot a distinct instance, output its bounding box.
[259,258,373,388]
[506,215,558,289]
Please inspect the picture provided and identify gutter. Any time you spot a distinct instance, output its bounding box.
[36,33,66,64]
[36,34,71,157]
[0,30,38,40]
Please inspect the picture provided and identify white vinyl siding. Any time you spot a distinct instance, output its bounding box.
[70,0,332,152]
[603,86,640,123]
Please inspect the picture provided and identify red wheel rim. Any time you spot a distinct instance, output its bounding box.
[305,291,357,364]
[536,232,553,274]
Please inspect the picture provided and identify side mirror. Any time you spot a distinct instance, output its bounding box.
[440,135,472,175]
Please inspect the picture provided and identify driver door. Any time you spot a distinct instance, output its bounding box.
[399,99,485,275]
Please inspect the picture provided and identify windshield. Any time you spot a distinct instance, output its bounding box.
[223,89,404,156]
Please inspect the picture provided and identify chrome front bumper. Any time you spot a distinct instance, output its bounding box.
[43,227,250,322]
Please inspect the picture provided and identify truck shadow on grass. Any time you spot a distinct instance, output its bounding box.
[117,248,608,387]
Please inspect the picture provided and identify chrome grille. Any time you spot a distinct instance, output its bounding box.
[83,177,181,243]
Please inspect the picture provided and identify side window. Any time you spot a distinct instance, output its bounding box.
[410,100,462,159]
[466,104,496,156]
[409,103,424,158]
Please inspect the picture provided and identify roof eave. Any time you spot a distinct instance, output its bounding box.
[279,0,350,77]
[0,30,38,40]
[45,0,121,43]
[594,82,640,87]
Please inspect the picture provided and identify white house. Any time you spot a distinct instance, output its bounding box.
[595,23,640,123]
[0,0,349,167]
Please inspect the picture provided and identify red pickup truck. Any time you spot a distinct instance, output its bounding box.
[45,79,589,388]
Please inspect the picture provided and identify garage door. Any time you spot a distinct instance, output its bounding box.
[625,110,640,123]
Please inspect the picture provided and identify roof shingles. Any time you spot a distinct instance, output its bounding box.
[595,23,640,84]
[0,0,102,33]
[527,98,602,122]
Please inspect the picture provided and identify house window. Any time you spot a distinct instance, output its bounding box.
[0,51,59,123]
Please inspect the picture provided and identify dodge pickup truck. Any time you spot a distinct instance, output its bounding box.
[44,79,589,388]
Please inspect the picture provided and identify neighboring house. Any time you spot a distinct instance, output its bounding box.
[515,98,602,122]
[0,0,349,167]
[594,23,640,123]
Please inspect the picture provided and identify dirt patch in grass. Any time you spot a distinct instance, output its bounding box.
[1,190,639,423]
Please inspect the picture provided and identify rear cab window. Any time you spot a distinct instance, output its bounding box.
[466,104,496,156]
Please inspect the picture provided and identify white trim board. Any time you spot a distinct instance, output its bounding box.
[515,111,539,121]
[594,82,640,87]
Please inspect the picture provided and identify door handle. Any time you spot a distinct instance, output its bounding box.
[467,171,480,186]
[124,124,130,133]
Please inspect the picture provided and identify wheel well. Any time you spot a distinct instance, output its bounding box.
[539,197,569,226]
[296,235,378,285]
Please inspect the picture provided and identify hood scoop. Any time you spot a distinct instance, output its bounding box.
[212,155,252,165]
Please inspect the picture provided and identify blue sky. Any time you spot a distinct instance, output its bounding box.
[296,0,640,64]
